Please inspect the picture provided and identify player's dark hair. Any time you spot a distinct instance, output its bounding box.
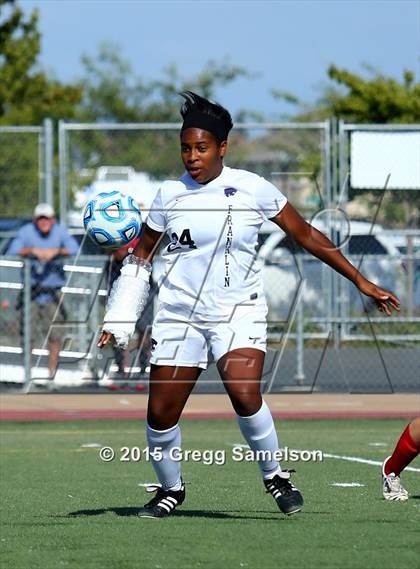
[179,91,233,143]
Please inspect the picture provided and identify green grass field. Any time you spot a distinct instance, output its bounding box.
[1,419,419,569]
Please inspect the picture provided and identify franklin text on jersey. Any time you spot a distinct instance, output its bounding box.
[146,167,287,319]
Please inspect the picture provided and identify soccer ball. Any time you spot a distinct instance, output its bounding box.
[83,191,142,250]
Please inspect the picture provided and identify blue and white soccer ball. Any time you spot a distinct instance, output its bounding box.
[83,191,142,250]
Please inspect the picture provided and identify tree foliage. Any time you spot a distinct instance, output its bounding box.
[78,42,249,123]
[0,0,81,124]
[273,64,420,124]
[272,66,420,226]
[322,66,420,227]
[71,43,252,188]
[0,0,84,217]
[2,0,417,227]
[323,65,420,123]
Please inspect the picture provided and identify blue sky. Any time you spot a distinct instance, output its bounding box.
[22,0,419,117]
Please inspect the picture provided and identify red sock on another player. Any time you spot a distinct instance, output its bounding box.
[384,424,420,476]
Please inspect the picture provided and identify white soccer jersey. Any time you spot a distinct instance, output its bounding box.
[146,166,287,318]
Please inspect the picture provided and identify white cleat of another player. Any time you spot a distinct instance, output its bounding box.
[382,457,409,501]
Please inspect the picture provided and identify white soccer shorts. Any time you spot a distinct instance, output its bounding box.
[149,301,268,369]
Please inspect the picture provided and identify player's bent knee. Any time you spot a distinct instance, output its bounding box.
[229,392,262,416]
[147,411,180,431]
[147,402,183,430]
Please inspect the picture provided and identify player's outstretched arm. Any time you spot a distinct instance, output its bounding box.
[98,224,164,348]
[272,202,400,316]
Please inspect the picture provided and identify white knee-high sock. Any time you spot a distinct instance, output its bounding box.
[146,423,182,490]
[237,400,282,480]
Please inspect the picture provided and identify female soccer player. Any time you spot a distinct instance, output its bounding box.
[382,417,420,500]
[98,92,400,518]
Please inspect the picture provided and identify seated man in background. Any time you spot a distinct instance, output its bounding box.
[7,203,79,379]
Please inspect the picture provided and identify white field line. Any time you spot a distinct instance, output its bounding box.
[331,483,365,487]
[229,443,420,473]
[323,452,420,473]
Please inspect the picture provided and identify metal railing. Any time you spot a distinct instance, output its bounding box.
[0,256,106,388]
[1,251,418,392]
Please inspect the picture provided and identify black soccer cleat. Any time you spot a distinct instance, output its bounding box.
[138,481,186,518]
[264,470,304,515]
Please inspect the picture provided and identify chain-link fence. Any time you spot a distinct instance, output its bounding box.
[58,120,331,222]
[259,248,419,393]
[0,120,53,218]
[1,249,418,393]
[273,121,420,393]
[1,119,419,393]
